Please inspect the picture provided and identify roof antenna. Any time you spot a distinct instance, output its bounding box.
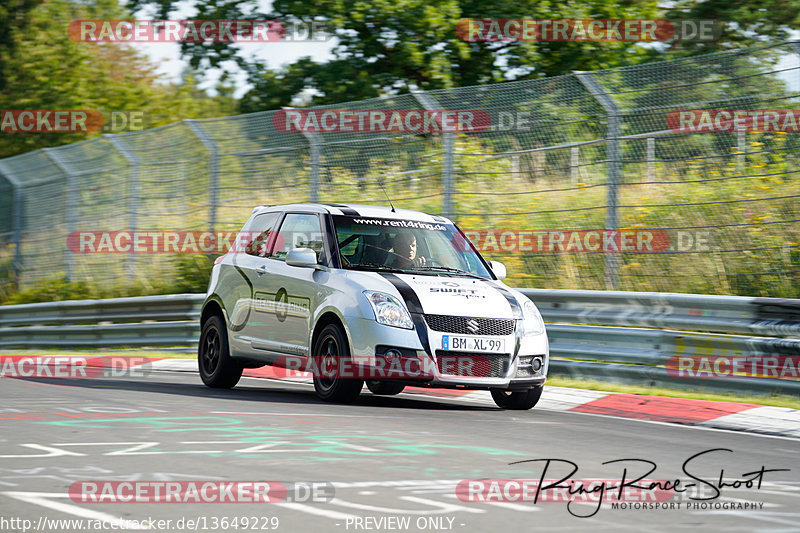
[376,175,396,212]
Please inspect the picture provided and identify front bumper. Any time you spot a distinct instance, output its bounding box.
[344,315,548,390]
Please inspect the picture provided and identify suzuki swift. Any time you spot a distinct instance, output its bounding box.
[199,203,548,409]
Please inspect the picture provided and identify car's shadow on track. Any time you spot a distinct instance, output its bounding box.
[6,374,499,412]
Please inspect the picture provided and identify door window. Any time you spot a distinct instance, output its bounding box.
[273,213,325,263]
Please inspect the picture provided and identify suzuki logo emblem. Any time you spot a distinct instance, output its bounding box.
[466,319,480,333]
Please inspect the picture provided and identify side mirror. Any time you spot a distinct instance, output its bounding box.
[286,247,318,268]
[489,260,507,280]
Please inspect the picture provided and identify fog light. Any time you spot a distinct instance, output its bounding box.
[383,349,402,362]
[531,357,543,372]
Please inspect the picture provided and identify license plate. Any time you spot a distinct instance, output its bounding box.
[441,335,505,353]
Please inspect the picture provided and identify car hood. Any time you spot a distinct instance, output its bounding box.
[393,274,517,319]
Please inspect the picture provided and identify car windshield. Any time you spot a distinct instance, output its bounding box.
[332,215,493,278]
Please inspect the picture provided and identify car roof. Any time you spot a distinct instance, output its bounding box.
[252,203,453,224]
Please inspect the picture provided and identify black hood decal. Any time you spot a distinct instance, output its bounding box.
[482,281,522,319]
[380,273,431,356]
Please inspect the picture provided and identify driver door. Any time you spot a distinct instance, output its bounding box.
[259,212,328,356]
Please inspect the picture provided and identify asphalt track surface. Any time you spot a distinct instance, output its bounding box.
[0,371,799,533]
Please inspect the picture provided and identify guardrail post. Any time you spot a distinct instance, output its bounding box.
[42,149,78,282]
[185,120,219,232]
[0,162,23,285]
[302,131,321,203]
[105,135,139,277]
[412,90,454,220]
[575,72,621,290]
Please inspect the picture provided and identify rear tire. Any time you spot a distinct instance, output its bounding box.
[312,324,363,403]
[199,315,243,389]
[491,385,543,410]
[366,380,406,396]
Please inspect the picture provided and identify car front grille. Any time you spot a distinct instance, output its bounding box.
[424,315,515,336]
[434,350,511,378]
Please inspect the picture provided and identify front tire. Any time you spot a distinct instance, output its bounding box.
[366,380,406,396]
[491,385,543,410]
[199,315,243,389]
[312,324,363,403]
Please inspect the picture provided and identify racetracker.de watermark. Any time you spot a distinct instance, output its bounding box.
[459,230,672,254]
[69,20,330,42]
[65,229,715,255]
[1,110,145,133]
[68,481,334,503]
[456,479,674,503]
[667,355,800,380]
[0,356,160,379]
[268,353,499,380]
[67,231,257,254]
[273,109,491,133]
[456,19,721,42]
[668,110,800,133]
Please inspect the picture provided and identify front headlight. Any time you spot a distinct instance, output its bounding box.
[522,299,545,336]
[363,291,414,329]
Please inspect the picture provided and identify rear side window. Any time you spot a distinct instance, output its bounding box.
[273,213,325,263]
[244,212,281,257]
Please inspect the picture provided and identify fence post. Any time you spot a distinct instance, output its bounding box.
[412,91,454,220]
[302,131,321,203]
[736,128,746,173]
[0,162,23,285]
[575,71,621,290]
[570,146,580,183]
[185,120,219,232]
[647,137,655,181]
[42,149,78,282]
[442,132,454,220]
[105,135,139,277]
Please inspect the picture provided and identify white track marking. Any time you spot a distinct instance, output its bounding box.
[317,440,380,452]
[0,444,85,458]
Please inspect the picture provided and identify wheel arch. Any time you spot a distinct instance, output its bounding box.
[201,296,227,328]
[310,310,351,356]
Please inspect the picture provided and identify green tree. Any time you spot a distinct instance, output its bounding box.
[0,0,44,91]
[0,0,237,158]
[128,0,799,111]
[667,0,800,55]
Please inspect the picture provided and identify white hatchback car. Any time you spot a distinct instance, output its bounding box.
[199,203,548,409]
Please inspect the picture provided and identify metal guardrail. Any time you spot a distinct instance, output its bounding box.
[525,289,800,395]
[1,290,798,396]
[0,294,203,347]
[520,289,800,337]
[0,294,204,327]
[545,324,800,395]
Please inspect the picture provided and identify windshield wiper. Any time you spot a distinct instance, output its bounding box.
[347,262,409,274]
[412,266,485,279]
